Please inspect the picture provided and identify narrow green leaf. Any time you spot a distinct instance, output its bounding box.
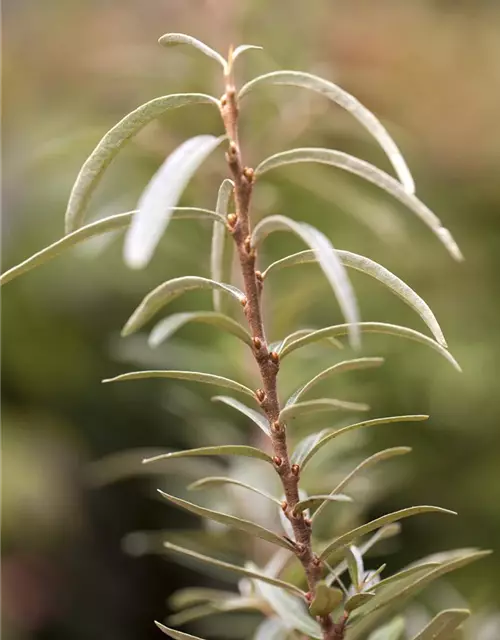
[279,398,369,423]
[345,592,376,612]
[319,506,456,561]
[252,215,360,348]
[291,429,332,466]
[410,609,470,639]
[65,94,218,233]
[159,492,294,550]
[346,545,365,589]
[255,148,462,261]
[263,249,447,347]
[103,369,254,398]
[301,415,428,471]
[169,587,236,611]
[211,179,234,312]
[158,33,227,68]
[309,582,343,616]
[232,44,263,61]
[121,276,245,336]
[155,622,206,640]
[212,396,271,436]
[279,322,461,371]
[253,617,288,640]
[142,445,272,465]
[164,542,303,595]
[293,494,353,515]
[240,71,414,194]
[270,328,344,354]
[313,447,413,522]
[149,312,252,349]
[286,357,384,407]
[124,135,226,269]
[371,563,443,592]
[188,476,280,506]
[367,617,406,640]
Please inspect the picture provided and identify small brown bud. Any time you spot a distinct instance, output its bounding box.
[291,464,300,476]
[243,167,254,182]
[252,336,262,350]
[273,456,282,467]
[220,94,228,107]
[227,213,237,228]
[280,500,288,512]
[272,421,282,433]
[255,388,266,403]
[229,140,237,154]
[305,591,313,603]
[255,270,263,282]
[295,542,306,554]
[269,351,280,364]
[304,517,313,527]
[312,555,321,567]
[244,236,252,254]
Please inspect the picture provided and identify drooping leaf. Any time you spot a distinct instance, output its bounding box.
[301,415,428,471]
[103,369,254,398]
[291,429,332,466]
[164,542,303,595]
[232,44,263,62]
[293,494,353,515]
[188,476,280,506]
[285,357,384,407]
[345,592,376,612]
[253,617,288,640]
[158,33,227,68]
[278,322,461,371]
[0,208,224,287]
[252,215,360,347]
[212,396,271,436]
[149,312,252,349]
[121,276,245,336]
[124,134,226,269]
[409,609,470,639]
[319,506,456,561]
[255,149,462,261]
[65,94,218,233]
[279,398,369,423]
[159,492,294,550]
[309,581,343,617]
[142,445,272,465]
[269,328,344,354]
[367,617,406,640]
[346,545,365,589]
[155,622,206,640]
[263,249,447,347]
[313,447,413,522]
[240,71,414,194]
[211,179,234,312]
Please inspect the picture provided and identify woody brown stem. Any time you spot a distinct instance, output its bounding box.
[219,71,344,640]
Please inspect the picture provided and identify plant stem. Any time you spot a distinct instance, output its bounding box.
[219,72,346,640]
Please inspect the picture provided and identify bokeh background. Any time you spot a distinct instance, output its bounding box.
[3,1,500,639]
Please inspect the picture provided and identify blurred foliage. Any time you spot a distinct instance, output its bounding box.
[3,1,500,639]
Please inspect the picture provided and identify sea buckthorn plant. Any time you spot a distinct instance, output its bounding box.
[2,33,490,640]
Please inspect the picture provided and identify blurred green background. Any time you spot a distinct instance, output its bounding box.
[3,1,500,639]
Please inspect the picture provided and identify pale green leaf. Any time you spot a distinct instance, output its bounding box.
[319,506,456,561]
[253,617,288,640]
[309,581,343,617]
[345,592,376,612]
[270,328,344,354]
[211,179,234,311]
[121,276,245,336]
[410,609,470,639]
[65,94,218,233]
[188,476,280,506]
[164,542,303,595]
[367,617,406,640]
[293,494,353,515]
[232,44,263,61]
[291,429,332,466]
[212,396,271,436]
[252,215,360,348]
[158,33,226,68]
[148,312,251,348]
[301,415,428,471]
[103,369,254,398]
[255,148,462,261]
[159,492,294,550]
[142,445,272,465]
[169,587,236,611]
[279,398,369,423]
[155,622,206,640]
[346,545,365,589]
[124,135,226,269]
[371,563,443,592]
[263,249,447,347]
[279,322,461,371]
[240,70,414,193]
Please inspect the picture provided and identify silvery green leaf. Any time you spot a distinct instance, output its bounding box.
[164,542,303,595]
[253,617,288,640]
[291,429,332,466]
[169,587,236,611]
[293,494,353,515]
[159,492,294,550]
[103,369,254,398]
[211,180,234,311]
[371,563,443,592]
[188,476,280,506]
[121,276,245,336]
[149,312,252,348]
[367,617,406,640]
[1,207,224,287]
[65,94,218,233]
[212,396,271,436]
[252,215,360,348]
[410,609,470,639]
[313,447,413,522]
[263,249,447,347]
[308,581,343,617]
[345,592,376,612]
[232,44,263,61]
[125,135,226,269]
[301,415,428,471]
[319,506,456,561]
[346,545,365,589]
[279,322,461,371]
[286,357,384,407]
[255,149,462,261]
[240,70,414,193]
[279,398,369,423]
[158,33,226,68]
[254,582,322,639]
[142,445,272,465]
[155,622,206,640]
